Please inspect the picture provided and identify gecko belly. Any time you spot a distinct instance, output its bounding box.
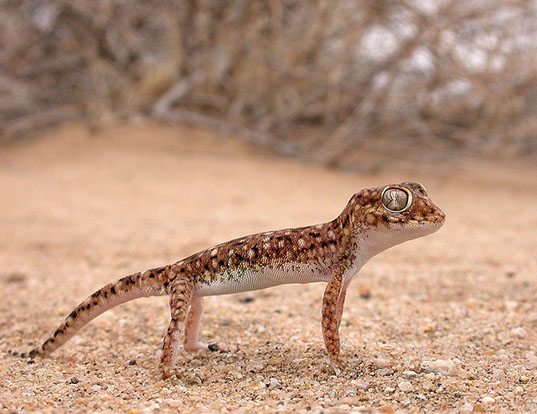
[195,262,329,296]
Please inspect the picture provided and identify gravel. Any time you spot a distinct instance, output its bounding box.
[1,124,536,413]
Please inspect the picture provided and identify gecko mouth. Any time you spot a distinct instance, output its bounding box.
[409,206,446,227]
[387,217,445,233]
[409,218,444,226]
[386,214,445,228]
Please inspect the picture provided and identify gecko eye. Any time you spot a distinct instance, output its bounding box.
[381,187,412,213]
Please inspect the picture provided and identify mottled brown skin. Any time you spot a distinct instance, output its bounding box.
[322,264,345,367]
[161,278,194,380]
[11,182,445,379]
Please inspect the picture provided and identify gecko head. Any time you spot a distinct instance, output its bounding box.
[347,182,445,243]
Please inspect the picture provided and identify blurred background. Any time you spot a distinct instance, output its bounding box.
[2,0,537,166]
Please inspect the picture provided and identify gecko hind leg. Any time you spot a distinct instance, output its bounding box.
[335,278,352,329]
[160,280,193,379]
[184,295,219,352]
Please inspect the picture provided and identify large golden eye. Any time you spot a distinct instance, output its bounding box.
[381,186,412,213]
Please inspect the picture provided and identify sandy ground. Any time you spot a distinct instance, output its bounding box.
[0,124,536,413]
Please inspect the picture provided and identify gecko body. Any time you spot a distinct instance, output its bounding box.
[13,182,445,379]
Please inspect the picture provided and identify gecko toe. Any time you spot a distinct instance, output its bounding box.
[161,366,173,380]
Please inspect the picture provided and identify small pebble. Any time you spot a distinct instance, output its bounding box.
[422,381,435,391]
[69,377,79,384]
[268,377,281,389]
[420,359,456,376]
[461,402,473,413]
[344,387,355,396]
[511,327,527,339]
[5,272,27,283]
[239,296,255,304]
[403,370,418,379]
[380,403,394,413]
[398,381,414,392]
[481,396,495,405]
[128,359,137,365]
[526,352,537,370]
[352,380,370,391]
[373,355,393,369]
[505,270,516,278]
[472,403,485,413]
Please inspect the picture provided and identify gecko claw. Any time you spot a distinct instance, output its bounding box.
[328,358,345,376]
[161,366,173,380]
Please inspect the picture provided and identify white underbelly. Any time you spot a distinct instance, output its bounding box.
[195,262,330,296]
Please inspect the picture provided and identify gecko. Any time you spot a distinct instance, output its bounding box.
[12,182,445,379]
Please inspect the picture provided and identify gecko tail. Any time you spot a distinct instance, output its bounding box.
[11,266,169,360]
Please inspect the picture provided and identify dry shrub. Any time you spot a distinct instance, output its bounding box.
[1,0,537,165]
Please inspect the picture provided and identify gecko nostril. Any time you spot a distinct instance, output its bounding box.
[434,211,446,223]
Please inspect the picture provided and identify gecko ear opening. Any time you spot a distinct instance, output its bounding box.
[381,186,413,213]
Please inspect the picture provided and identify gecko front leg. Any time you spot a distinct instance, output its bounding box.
[321,265,346,371]
[335,278,351,329]
[161,280,193,379]
[184,295,219,352]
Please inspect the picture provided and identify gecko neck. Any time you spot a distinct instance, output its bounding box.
[332,200,401,264]
[334,208,438,262]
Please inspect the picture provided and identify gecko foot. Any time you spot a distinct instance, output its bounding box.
[326,359,363,379]
[184,341,222,353]
[328,358,345,377]
[161,366,173,380]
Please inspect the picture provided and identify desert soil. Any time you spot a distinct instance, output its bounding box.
[0,124,536,413]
